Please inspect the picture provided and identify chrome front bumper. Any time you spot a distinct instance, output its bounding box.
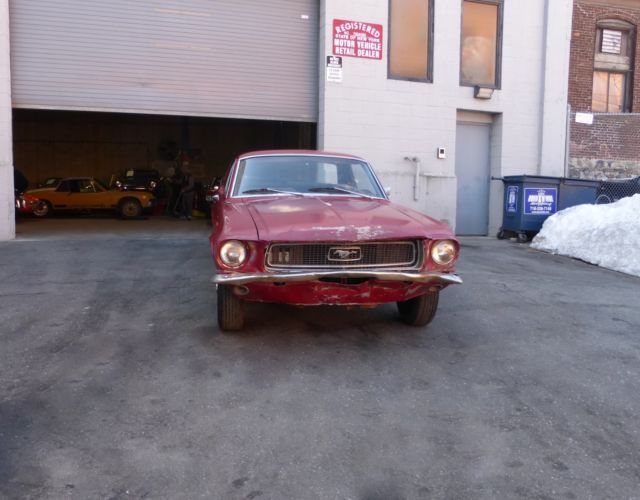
[211,270,462,286]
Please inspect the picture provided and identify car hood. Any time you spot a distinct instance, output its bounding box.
[240,196,454,241]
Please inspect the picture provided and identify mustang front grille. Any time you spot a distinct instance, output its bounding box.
[266,241,422,270]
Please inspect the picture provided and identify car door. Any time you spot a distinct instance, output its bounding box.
[65,179,101,209]
[52,180,75,209]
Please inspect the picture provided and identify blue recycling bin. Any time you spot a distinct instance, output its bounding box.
[499,175,561,241]
[498,175,602,241]
[558,178,600,209]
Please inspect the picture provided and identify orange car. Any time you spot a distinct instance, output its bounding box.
[26,177,155,218]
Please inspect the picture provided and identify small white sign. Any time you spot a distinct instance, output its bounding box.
[576,112,594,125]
[326,56,343,83]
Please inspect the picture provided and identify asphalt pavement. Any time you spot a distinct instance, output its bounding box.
[1,218,639,499]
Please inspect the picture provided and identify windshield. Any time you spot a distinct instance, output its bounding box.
[232,155,385,198]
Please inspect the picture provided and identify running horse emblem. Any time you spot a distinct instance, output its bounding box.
[328,247,362,261]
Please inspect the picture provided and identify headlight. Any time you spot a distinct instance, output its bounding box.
[431,240,457,266]
[220,240,247,268]
[149,181,157,189]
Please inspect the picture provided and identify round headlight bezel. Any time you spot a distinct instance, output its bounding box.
[431,240,457,266]
[219,240,248,268]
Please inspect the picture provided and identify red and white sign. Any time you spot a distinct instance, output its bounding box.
[332,19,383,60]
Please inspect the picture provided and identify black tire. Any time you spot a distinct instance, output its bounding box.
[595,193,612,205]
[217,285,245,331]
[119,198,142,218]
[32,200,52,218]
[397,291,439,327]
[517,232,529,243]
[496,229,506,240]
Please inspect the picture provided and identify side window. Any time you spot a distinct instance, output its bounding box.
[592,21,635,112]
[388,0,434,82]
[56,180,71,193]
[78,180,94,193]
[353,164,373,190]
[336,163,356,188]
[460,0,503,88]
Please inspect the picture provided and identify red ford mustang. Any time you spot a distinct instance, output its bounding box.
[209,150,462,331]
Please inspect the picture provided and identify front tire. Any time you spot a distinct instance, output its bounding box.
[119,198,142,218]
[397,291,439,327]
[32,200,52,218]
[217,285,245,331]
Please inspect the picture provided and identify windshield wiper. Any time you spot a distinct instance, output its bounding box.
[242,187,303,196]
[308,186,374,198]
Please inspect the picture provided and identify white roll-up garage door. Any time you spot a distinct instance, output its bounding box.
[9,0,318,122]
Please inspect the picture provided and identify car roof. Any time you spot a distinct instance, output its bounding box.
[237,149,366,161]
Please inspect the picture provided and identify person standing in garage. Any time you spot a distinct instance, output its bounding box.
[14,168,29,194]
[179,162,195,220]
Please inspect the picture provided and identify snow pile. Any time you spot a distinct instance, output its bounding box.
[531,194,640,277]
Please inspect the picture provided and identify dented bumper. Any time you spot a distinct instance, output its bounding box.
[211,270,463,286]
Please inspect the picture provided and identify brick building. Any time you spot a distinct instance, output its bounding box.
[568,0,640,179]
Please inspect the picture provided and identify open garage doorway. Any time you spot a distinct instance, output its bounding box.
[13,109,316,189]
[12,109,316,235]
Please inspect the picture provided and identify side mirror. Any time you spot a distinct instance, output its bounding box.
[384,186,392,197]
[205,185,221,203]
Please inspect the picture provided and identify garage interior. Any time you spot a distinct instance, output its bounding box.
[7,0,319,234]
[13,109,316,190]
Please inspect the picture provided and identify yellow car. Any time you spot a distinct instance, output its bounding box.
[27,177,155,218]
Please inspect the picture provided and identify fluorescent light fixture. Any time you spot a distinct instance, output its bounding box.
[474,86,494,99]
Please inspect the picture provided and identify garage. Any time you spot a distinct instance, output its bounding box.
[8,0,318,225]
[13,110,316,194]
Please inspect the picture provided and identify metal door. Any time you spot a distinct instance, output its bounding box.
[455,122,491,235]
[9,0,318,122]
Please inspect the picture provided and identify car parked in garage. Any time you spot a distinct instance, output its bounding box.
[26,177,155,218]
[15,191,43,215]
[114,168,161,195]
[209,150,462,331]
[36,177,63,188]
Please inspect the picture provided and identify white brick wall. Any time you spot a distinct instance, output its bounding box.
[319,0,572,235]
[0,0,15,241]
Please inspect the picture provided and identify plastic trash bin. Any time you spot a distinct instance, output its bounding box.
[498,175,561,242]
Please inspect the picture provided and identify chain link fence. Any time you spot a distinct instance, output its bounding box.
[568,110,640,204]
[593,176,640,204]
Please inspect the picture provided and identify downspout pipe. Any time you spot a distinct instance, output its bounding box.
[404,156,421,201]
[538,0,573,177]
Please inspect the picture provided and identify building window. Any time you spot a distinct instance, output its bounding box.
[460,0,503,88]
[592,21,635,112]
[388,0,434,82]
